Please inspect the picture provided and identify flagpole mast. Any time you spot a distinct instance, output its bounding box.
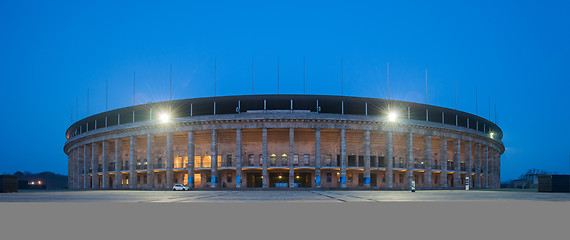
[387,62,390,110]
[170,64,173,101]
[277,56,280,95]
[251,56,254,95]
[387,62,390,100]
[213,60,216,97]
[133,72,135,106]
[87,88,89,116]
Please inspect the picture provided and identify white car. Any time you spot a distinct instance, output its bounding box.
[172,184,190,191]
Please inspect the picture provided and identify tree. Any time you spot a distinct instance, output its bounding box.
[518,168,549,182]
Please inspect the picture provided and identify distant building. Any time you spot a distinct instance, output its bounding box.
[0,175,18,193]
[64,95,504,189]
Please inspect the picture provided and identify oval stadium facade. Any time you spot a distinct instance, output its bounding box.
[64,94,504,189]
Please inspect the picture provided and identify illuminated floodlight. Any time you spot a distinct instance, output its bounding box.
[159,112,170,123]
[388,112,398,122]
[490,132,494,139]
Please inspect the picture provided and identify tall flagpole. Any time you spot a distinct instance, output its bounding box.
[87,88,89,116]
[277,56,280,94]
[133,72,135,106]
[425,68,428,104]
[76,97,78,121]
[213,60,216,97]
[170,64,173,101]
[105,79,108,111]
[341,57,344,96]
[387,62,390,100]
[251,56,254,95]
[303,56,306,95]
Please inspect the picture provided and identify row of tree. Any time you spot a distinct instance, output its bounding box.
[10,171,68,189]
[502,168,552,189]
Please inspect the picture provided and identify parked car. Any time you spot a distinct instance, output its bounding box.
[172,184,190,191]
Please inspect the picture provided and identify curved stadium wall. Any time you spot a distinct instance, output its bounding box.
[64,94,504,189]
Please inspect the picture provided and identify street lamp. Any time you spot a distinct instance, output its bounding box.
[388,112,398,122]
[159,112,170,123]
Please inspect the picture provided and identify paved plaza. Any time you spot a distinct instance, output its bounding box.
[1,189,569,202]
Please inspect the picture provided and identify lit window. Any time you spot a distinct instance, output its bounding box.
[202,155,211,168]
[194,156,201,168]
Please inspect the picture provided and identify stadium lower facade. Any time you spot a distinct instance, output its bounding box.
[64,95,504,189]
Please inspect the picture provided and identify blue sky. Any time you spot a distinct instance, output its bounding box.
[1,0,568,181]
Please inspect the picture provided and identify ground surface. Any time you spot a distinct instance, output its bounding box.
[2,189,569,202]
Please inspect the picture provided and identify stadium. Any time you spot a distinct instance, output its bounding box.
[64,94,504,189]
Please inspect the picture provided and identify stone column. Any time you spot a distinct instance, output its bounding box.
[484,145,489,188]
[114,139,122,189]
[289,128,295,188]
[75,148,81,189]
[166,132,174,189]
[406,133,414,189]
[466,141,472,189]
[453,138,461,188]
[424,136,432,188]
[102,140,109,189]
[475,143,481,188]
[83,144,90,189]
[494,149,498,188]
[210,129,217,189]
[315,128,321,188]
[92,142,99,189]
[67,152,71,189]
[129,136,137,189]
[386,131,394,189]
[235,129,242,188]
[262,128,268,188]
[340,128,347,188]
[147,134,154,189]
[69,149,73,189]
[493,148,499,188]
[489,147,494,188]
[364,130,371,188]
[69,149,74,189]
[440,136,447,188]
[188,131,195,188]
[496,150,500,188]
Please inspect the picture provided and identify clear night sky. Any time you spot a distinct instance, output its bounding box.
[1,1,568,181]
